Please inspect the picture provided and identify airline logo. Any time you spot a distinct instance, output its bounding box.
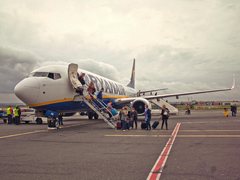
[84,73,126,95]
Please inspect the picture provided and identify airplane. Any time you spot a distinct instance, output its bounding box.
[14,59,235,127]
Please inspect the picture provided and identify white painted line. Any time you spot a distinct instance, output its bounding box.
[146,123,181,180]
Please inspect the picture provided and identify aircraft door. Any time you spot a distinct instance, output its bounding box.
[68,63,82,89]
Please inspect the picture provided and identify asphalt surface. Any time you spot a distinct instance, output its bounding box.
[0,110,239,180]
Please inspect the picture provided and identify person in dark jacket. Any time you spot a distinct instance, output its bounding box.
[130,108,138,129]
[144,105,151,130]
[231,105,236,116]
[160,105,169,130]
[97,88,104,101]
[78,73,85,85]
[58,113,63,125]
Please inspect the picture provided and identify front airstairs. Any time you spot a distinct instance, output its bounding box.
[68,63,117,128]
[73,91,117,128]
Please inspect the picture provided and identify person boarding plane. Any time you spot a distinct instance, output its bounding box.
[14,59,235,128]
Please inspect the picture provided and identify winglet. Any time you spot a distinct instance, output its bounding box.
[231,74,235,90]
[127,59,135,89]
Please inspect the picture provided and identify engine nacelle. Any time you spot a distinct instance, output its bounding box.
[131,98,151,115]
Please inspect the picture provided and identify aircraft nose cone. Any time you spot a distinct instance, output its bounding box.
[14,78,40,105]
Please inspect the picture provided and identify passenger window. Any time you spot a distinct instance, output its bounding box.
[54,73,61,80]
[48,73,54,79]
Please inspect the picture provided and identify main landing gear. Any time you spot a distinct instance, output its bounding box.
[87,111,99,120]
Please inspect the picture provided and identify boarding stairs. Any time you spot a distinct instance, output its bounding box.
[150,98,179,115]
[68,63,117,128]
[73,91,117,128]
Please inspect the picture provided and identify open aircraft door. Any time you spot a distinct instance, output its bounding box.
[68,63,82,89]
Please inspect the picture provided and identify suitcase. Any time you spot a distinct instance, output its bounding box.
[111,108,117,116]
[152,121,159,129]
[117,121,121,129]
[141,122,147,130]
[126,121,130,130]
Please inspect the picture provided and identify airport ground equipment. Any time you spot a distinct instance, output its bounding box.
[73,94,117,128]
[150,98,178,114]
[69,63,117,128]
[224,108,228,117]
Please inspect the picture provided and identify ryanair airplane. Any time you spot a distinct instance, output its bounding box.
[14,59,235,125]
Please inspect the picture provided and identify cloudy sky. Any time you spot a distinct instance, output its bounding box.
[0,0,239,103]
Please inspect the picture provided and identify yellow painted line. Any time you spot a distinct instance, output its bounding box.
[0,121,99,139]
[105,134,240,138]
[60,121,98,128]
[105,135,159,137]
[179,130,240,132]
[177,135,240,137]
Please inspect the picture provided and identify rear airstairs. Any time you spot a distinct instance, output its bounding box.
[150,98,179,115]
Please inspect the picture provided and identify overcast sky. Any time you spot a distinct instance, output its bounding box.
[0,0,239,103]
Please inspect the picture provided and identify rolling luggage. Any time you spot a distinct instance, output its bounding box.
[111,108,117,116]
[152,121,159,129]
[117,121,121,129]
[129,120,133,128]
[141,122,147,130]
[126,121,130,130]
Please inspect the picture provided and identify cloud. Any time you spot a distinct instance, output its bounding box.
[0,0,239,103]
[0,45,42,93]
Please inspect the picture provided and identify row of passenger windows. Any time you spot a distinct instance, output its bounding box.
[28,72,61,80]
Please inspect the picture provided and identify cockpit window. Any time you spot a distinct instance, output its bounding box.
[48,73,54,79]
[54,73,61,80]
[28,72,61,80]
[29,72,48,77]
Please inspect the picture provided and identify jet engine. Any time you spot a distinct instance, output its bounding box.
[131,98,151,115]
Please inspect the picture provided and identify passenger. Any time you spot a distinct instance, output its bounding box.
[121,106,128,131]
[144,105,151,130]
[96,88,104,109]
[88,82,96,95]
[107,100,113,119]
[88,82,96,104]
[160,105,169,130]
[78,73,86,86]
[187,105,190,115]
[14,106,21,125]
[58,113,63,125]
[235,104,237,114]
[97,88,104,102]
[231,105,236,116]
[130,108,138,129]
[7,106,13,124]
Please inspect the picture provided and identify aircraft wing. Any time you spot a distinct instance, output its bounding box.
[114,75,235,105]
[139,88,168,94]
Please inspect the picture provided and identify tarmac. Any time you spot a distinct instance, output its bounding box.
[0,110,239,180]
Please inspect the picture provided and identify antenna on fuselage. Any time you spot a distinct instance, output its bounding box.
[127,59,135,89]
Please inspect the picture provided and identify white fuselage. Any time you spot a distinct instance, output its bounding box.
[14,65,137,112]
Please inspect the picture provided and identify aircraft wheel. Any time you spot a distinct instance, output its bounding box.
[88,112,93,119]
[25,121,30,124]
[94,113,98,119]
[36,118,42,124]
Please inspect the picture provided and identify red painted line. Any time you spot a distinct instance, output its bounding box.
[147,123,181,180]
